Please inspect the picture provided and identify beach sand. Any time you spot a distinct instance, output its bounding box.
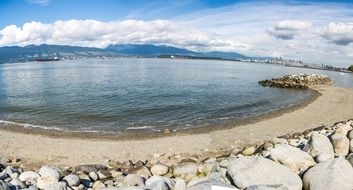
[0,85,352,167]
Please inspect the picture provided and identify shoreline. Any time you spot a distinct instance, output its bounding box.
[0,89,320,141]
[0,85,352,167]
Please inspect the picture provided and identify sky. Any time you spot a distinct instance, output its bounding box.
[0,0,353,66]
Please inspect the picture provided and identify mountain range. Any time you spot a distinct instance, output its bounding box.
[0,44,249,64]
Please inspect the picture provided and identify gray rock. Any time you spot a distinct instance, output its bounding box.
[0,181,9,190]
[246,185,289,190]
[145,176,174,190]
[303,158,353,190]
[315,153,331,163]
[172,162,198,177]
[346,153,353,167]
[74,165,107,173]
[150,164,169,176]
[227,156,302,190]
[123,174,145,187]
[348,130,353,140]
[63,174,80,187]
[19,171,40,182]
[187,179,239,190]
[271,138,288,145]
[197,162,218,176]
[36,176,59,189]
[9,179,26,189]
[270,144,316,171]
[303,134,334,160]
[330,133,349,156]
[39,166,60,180]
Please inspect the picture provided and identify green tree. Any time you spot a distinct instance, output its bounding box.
[349,65,353,72]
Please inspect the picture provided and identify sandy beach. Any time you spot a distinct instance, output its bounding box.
[0,85,352,167]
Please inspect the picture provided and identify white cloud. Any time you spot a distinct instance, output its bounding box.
[0,19,249,52]
[267,20,312,40]
[320,22,353,45]
[26,0,50,6]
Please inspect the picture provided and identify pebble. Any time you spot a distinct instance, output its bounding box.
[151,164,169,176]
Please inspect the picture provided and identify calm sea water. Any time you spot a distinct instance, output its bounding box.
[0,58,352,133]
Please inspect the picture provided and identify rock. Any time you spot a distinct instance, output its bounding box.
[187,179,239,190]
[174,178,186,190]
[330,133,349,156]
[9,179,26,189]
[74,165,107,173]
[271,138,288,145]
[349,140,353,153]
[78,174,92,188]
[227,156,302,190]
[263,142,274,150]
[197,162,218,176]
[315,153,331,163]
[19,171,40,182]
[63,174,80,187]
[348,130,353,140]
[145,176,174,190]
[123,174,145,187]
[335,123,352,136]
[89,171,99,181]
[270,144,316,171]
[303,134,334,160]
[172,162,198,177]
[130,166,152,179]
[303,158,353,190]
[150,164,169,176]
[92,181,105,189]
[259,74,332,89]
[242,146,256,156]
[39,166,60,180]
[0,181,9,190]
[36,176,59,189]
[347,153,353,167]
[246,185,289,190]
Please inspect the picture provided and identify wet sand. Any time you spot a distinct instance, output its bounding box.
[0,86,352,167]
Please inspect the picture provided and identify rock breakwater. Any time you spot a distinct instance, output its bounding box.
[259,74,333,89]
[1,119,353,190]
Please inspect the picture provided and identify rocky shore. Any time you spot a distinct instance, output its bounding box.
[1,120,353,190]
[259,74,333,89]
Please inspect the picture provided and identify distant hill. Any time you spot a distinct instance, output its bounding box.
[0,43,249,64]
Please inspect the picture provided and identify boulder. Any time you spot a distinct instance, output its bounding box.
[63,174,80,187]
[330,134,349,156]
[19,171,40,182]
[187,179,239,190]
[227,156,302,190]
[303,158,353,190]
[130,166,152,179]
[303,134,334,160]
[39,166,60,180]
[123,174,145,187]
[150,164,169,176]
[270,144,316,171]
[172,162,198,177]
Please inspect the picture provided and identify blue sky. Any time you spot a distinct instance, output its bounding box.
[1,0,353,66]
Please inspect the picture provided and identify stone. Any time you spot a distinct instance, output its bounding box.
[63,174,80,187]
[335,123,352,136]
[36,176,59,189]
[172,162,198,177]
[271,138,288,145]
[347,153,353,167]
[227,156,302,190]
[330,133,349,156]
[350,140,353,153]
[303,158,353,190]
[263,142,274,150]
[130,166,152,179]
[150,164,169,176]
[173,178,186,190]
[348,130,353,140]
[39,166,60,180]
[92,181,105,189]
[89,171,99,181]
[303,134,334,159]
[187,179,239,190]
[270,144,316,171]
[123,174,145,187]
[74,165,107,173]
[315,153,331,163]
[19,171,40,182]
[197,162,218,175]
[145,176,174,190]
[242,146,256,156]
[9,179,26,189]
[0,181,9,190]
[246,185,289,190]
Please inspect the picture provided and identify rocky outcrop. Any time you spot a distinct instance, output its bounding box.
[259,74,332,89]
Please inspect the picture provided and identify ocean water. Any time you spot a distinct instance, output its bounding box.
[0,58,352,133]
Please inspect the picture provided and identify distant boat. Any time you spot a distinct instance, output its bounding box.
[35,57,60,62]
